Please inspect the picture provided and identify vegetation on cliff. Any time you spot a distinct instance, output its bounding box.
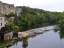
[5,6,63,32]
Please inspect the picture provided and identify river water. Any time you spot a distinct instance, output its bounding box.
[0,26,64,48]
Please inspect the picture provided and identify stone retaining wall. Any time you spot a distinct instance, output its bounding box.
[4,32,13,40]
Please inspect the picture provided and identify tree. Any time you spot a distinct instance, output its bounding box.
[5,21,14,31]
[58,11,64,28]
[5,12,15,18]
[14,26,19,32]
[14,14,18,26]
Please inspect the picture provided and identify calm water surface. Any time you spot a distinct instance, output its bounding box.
[8,29,64,48]
[9,30,64,48]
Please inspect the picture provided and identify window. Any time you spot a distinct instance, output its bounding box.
[0,18,2,21]
[1,18,2,21]
[1,23,2,26]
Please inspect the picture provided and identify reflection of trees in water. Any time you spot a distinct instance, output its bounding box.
[0,35,38,48]
[53,28,64,39]
[0,37,29,48]
[0,40,16,48]
[22,37,28,48]
[54,29,59,32]
[54,28,64,39]
[22,35,38,48]
[59,29,64,39]
[30,35,36,38]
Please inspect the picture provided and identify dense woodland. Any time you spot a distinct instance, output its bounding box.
[5,6,63,32]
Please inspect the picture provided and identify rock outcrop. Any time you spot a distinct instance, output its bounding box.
[0,1,22,16]
[18,32,29,38]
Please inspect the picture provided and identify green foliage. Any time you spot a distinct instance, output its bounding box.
[14,26,19,32]
[58,12,64,29]
[5,21,14,31]
[5,12,15,18]
[5,6,62,31]
[14,14,18,26]
[17,6,62,31]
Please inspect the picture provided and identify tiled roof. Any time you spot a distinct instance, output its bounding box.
[5,17,9,21]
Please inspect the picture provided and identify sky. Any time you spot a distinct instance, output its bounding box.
[0,0,64,12]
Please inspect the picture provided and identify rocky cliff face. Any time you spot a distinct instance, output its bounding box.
[0,1,22,16]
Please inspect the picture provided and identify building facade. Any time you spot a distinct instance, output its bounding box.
[0,14,5,29]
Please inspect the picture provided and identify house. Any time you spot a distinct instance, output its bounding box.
[0,13,5,29]
[0,13,15,29]
[9,17,14,21]
[5,17,14,24]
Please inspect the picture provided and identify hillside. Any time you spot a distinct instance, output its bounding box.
[5,6,62,31]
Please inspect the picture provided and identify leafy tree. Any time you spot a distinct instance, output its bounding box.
[5,6,62,31]
[14,26,19,32]
[5,12,15,18]
[5,21,14,31]
[14,14,18,26]
[58,12,64,28]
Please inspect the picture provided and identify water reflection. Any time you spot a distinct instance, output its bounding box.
[59,29,64,39]
[0,33,37,48]
[54,28,64,39]
[1,27,64,48]
[54,29,59,32]
[0,37,29,48]
[0,40,15,48]
[22,35,37,48]
[22,38,28,48]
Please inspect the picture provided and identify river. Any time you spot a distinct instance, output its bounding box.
[0,25,64,48]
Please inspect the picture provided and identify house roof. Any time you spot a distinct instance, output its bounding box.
[0,13,4,17]
[5,17,9,21]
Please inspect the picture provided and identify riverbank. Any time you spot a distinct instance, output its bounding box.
[0,25,59,40]
[0,25,61,48]
[18,25,59,37]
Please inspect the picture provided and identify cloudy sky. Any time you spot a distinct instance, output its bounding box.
[0,0,64,12]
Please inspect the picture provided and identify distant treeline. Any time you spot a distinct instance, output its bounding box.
[5,6,63,32]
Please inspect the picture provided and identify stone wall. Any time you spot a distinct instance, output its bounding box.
[4,32,13,40]
[0,1,22,16]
